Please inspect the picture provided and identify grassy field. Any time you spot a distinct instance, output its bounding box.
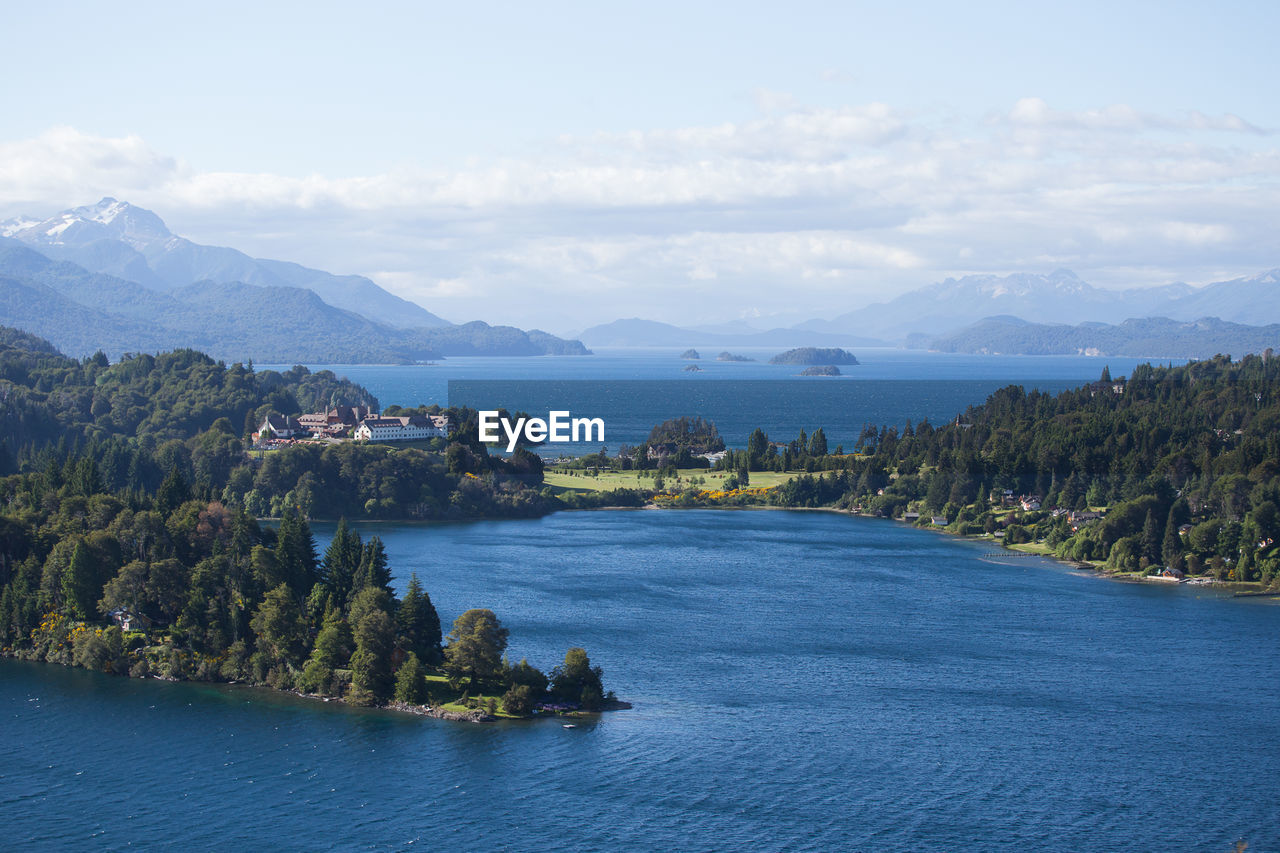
[423,672,526,718]
[542,467,803,494]
[1005,541,1055,556]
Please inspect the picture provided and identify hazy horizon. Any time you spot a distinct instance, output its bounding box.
[4,1,1278,333]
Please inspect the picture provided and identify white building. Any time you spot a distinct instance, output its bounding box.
[257,413,304,439]
[354,414,452,442]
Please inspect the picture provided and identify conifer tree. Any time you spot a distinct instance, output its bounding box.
[156,467,191,515]
[809,428,828,458]
[351,536,391,598]
[397,573,442,664]
[62,541,99,619]
[320,518,361,603]
[348,586,395,706]
[275,507,319,598]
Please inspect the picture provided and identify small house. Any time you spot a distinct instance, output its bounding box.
[108,609,152,632]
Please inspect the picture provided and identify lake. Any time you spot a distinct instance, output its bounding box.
[268,348,1177,454]
[4,509,1278,851]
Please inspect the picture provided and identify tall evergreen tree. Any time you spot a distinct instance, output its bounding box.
[397,573,442,664]
[348,586,395,706]
[275,507,319,598]
[156,467,191,515]
[320,518,361,603]
[61,541,100,619]
[809,428,828,458]
[352,536,391,597]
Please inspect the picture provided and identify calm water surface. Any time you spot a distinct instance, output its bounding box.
[267,349,1180,454]
[3,510,1277,851]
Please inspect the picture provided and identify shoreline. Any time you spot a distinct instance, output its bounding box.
[269,500,1262,597]
[629,500,1260,594]
[0,653,632,725]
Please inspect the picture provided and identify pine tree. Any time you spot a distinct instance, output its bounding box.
[348,587,395,706]
[351,536,391,598]
[275,508,319,598]
[397,574,442,664]
[61,541,99,620]
[808,428,828,458]
[156,467,191,515]
[320,518,361,603]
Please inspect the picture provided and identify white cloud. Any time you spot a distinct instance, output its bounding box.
[1004,97,1266,135]
[0,126,180,209]
[0,98,1277,331]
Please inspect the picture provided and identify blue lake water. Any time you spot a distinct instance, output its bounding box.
[4,510,1278,851]
[268,348,1177,454]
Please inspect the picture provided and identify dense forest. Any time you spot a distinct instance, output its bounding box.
[0,328,610,715]
[557,355,1280,586]
[688,355,1280,585]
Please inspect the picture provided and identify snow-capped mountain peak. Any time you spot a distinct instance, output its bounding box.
[5,197,173,249]
[1239,269,1280,285]
[0,216,40,238]
[86,197,127,225]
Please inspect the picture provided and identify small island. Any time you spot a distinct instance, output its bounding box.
[769,347,859,366]
[680,348,700,360]
[799,365,842,376]
[683,364,702,372]
[717,351,755,362]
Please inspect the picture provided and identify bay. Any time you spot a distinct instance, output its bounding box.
[4,509,1278,851]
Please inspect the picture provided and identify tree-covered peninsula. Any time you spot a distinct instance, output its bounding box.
[0,328,614,716]
[557,356,1280,588]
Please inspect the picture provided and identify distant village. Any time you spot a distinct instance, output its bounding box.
[254,405,453,448]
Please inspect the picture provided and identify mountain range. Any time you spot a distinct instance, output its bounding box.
[0,199,587,362]
[796,268,1280,341]
[924,315,1280,358]
[583,268,1280,357]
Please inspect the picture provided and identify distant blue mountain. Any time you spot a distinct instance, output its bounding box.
[796,268,1280,341]
[1,197,449,330]
[0,240,587,362]
[925,314,1280,358]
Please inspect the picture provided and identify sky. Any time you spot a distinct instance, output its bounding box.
[2,0,1278,334]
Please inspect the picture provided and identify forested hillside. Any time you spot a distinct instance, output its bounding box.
[704,356,1280,584]
[0,329,608,713]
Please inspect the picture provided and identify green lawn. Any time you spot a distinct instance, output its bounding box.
[543,467,803,494]
[1006,541,1055,555]
[423,673,524,718]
